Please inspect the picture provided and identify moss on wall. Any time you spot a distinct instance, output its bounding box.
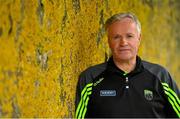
[0,0,179,117]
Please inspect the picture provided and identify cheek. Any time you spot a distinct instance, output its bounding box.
[130,41,139,51]
[135,44,140,52]
[108,41,117,49]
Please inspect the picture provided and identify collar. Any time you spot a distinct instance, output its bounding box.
[106,56,144,76]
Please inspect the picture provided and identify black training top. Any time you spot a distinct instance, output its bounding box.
[75,56,180,118]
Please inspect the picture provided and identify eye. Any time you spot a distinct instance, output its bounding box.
[127,35,133,38]
[114,36,119,39]
[113,35,121,40]
[126,34,134,39]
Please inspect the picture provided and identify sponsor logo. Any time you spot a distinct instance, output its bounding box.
[94,77,104,86]
[144,89,153,101]
[100,90,116,96]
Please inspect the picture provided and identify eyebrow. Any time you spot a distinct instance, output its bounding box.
[111,33,135,36]
[126,33,135,35]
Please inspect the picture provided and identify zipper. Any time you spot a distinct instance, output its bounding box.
[125,77,129,89]
[123,72,129,89]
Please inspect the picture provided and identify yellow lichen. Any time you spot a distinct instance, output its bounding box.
[0,0,179,117]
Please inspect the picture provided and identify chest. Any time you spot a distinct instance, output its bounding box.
[87,72,166,117]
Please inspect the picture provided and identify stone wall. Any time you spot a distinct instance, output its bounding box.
[0,0,179,117]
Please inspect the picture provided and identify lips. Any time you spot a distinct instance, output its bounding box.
[118,49,130,51]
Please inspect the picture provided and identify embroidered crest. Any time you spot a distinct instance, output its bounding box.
[144,89,153,101]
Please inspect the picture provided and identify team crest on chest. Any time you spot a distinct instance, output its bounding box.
[144,89,153,101]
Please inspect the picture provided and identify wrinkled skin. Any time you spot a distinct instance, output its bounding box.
[107,18,141,63]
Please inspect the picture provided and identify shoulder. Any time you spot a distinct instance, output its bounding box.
[80,62,107,79]
[78,62,107,84]
[142,60,168,73]
[142,60,171,82]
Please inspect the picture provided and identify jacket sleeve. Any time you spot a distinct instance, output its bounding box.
[75,74,83,110]
[75,71,93,118]
[161,71,180,117]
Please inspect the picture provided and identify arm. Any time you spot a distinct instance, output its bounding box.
[161,72,180,117]
[75,72,93,118]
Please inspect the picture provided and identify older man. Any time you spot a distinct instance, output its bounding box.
[75,12,180,118]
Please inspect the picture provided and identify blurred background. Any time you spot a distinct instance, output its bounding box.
[0,0,179,117]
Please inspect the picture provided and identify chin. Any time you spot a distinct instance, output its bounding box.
[114,55,132,61]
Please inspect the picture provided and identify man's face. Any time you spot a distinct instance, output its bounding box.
[107,18,141,61]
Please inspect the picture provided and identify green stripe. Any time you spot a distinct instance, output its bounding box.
[76,99,82,117]
[81,83,93,97]
[77,87,92,118]
[87,87,92,92]
[167,96,180,117]
[82,103,88,118]
[163,86,180,106]
[162,82,180,117]
[162,82,169,87]
[164,90,180,113]
[162,83,180,105]
[85,92,92,106]
[76,84,91,118]
[78,87,92,118]
[76,83,93,118]
[82,94,91,118]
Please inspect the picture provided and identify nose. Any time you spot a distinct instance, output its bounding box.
[119,38,128,46]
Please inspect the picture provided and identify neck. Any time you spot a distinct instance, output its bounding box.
[113,57,136,73]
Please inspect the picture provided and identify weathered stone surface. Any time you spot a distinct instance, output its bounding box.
[0,0,179,117]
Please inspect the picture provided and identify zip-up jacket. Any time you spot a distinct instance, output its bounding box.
[75,56,180,118]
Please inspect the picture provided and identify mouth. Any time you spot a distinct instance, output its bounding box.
[118,49,130,52]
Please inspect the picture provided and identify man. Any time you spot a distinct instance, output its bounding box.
[75,12,180,118]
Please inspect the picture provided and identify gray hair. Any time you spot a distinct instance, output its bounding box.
[105,12,141,34]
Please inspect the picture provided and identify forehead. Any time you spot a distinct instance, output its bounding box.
[107,18,137,33]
